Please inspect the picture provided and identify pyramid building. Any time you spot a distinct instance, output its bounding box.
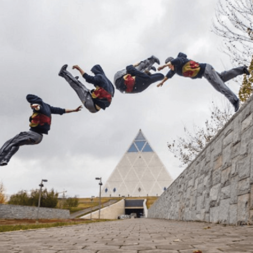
[102,130,173,197]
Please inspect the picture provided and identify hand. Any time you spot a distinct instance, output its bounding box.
[73,65,85,75]
[157,82,164,87]
[75,105,82,112]
[31,104,40,110]
[158,66,164,71]
[72,65,80,70]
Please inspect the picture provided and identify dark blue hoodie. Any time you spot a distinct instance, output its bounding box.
[26,94,65,134]
[166,52,206,79]
[82,65,114,109]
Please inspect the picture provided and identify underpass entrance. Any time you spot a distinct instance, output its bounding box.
[125,199,144,218]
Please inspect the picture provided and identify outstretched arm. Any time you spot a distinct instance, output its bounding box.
[65,105,82,113]
[132,62,140,67]
[157,77,168,87]
[158,62,172,71]
[73,65,85,76]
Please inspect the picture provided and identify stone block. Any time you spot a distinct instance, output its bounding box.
[240,128,252,156]
[238,178,250,196]
[188,177,194,187]
[204,195,210,212]
[214,155,222,170]
[205,146,211,164]
[232,115,241,144]
[210,184,220,205]
[222,145,232,169]
[250,210,253,224]
[221,166,231,187]
[221,185,230,199]
[231,142,240,159]
[230,176,238,204]
[241,113,252,131]
[203,172,211,191]
[204,212,210,222]
[210,206,219,223]
[223,131,233,147]
[242,102,252,121]
[237,155,251,180]
[231,157,238,177]
[197,175,204,195]
[196,195,204,212]
[212,138,223,158]
[229,204,237,225]
[237,194,250,225]
[219,198,230,224]
[212,168,221,186]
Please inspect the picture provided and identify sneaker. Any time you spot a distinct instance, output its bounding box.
[149,55,160,65]
[58,64,68,77]
[0,160,8,166]
[243,66,250,75]
[233,99,240,112]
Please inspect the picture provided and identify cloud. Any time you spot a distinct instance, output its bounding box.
[0,0,236,197]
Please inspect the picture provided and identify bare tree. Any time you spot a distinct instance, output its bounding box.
[239,56,253,102]
[0,182,7,204]
[212,0,253,66]
[168,102,232,166]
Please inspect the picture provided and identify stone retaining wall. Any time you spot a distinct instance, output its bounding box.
[0,204,70,219]
[148,95,253,225]
[81,199,125,219]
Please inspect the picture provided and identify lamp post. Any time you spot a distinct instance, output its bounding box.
[95,177,102,219]
[58,190,67,208]
[37,179,48,221]
[90,196,95,220]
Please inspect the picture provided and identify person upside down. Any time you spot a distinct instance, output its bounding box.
[114,55,164,94]
[59,64,114,113]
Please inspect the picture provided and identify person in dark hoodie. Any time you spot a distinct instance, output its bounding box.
[0,94,82,166]
[157,52,250,112]
[114,55,164,94]
[59,64,114,113]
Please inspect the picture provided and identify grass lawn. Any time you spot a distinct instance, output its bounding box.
[0,219,112,233]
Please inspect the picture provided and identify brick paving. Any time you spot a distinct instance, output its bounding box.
[0,218,253,253]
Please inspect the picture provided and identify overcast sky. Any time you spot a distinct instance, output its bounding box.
[0,0,240,198]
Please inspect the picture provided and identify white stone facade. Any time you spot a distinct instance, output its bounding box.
[102,130,173,197]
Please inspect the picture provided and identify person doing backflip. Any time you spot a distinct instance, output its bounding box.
[0,94,82,166]
[59,64,114,113]
[114,56,164,94]
[157,52,250,112]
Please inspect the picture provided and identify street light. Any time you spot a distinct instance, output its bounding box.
[37,179,48,221]
[95,177,102,219]
[58,190,67,208]
[90,196,95,220]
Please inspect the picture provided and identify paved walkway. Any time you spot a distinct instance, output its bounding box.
[0,219,253,253]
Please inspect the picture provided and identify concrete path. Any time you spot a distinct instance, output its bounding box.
[0,218,253,253]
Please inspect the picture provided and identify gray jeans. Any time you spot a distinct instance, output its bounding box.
[0,130,43,164]
[203,64,243,105]
[61,71,97,113]
[114,57,157,84]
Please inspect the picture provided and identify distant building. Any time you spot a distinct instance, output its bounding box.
[102,129,173,197]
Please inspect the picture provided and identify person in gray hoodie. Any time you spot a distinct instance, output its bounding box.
[59,64,114,113]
